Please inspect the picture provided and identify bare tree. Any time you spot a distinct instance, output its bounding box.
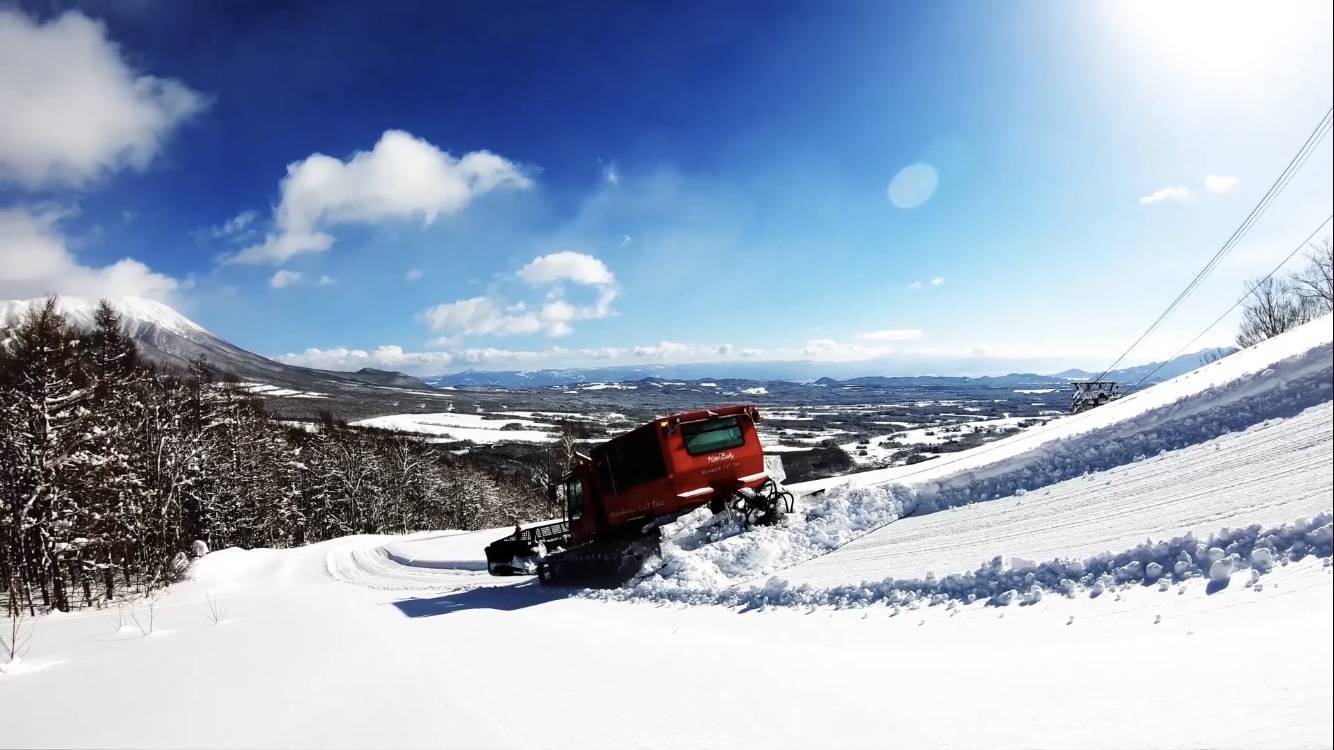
[2,577,33,664]
[199,591,227,625]
[130,594,159,636]
[1291,236,1333,316]
[1237,276,1309,348]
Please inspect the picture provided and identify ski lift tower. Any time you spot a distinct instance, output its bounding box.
[1071,380,1122,413]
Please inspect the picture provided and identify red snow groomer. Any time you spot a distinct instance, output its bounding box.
[484,405,792,586]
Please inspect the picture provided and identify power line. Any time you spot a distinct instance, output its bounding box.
[1128,214,1333,389]
[1094,105,1333,382]
[784,215,1334,578]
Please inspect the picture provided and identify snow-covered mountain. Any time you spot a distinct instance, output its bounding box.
[0,296,428,392]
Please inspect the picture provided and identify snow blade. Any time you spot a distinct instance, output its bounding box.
[485,520,570,575]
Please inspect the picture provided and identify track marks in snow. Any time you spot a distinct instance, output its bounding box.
[782,402,1334,586]
[324,530,519,592]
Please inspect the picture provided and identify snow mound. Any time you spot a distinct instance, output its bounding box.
[625,483,918,593]
[604,513,1332,608]
[602,317,1334,607]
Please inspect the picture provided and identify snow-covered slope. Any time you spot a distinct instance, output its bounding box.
[778,402,1332,590]
[793,314,1333,496]
[604,315,1332,602]
[0,295,210,337]
[3,526,1329,749]
[3,317,1331,749]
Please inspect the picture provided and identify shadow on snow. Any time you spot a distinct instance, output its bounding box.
[391,582,568,617]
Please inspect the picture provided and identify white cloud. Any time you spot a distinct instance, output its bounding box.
[277,345,455,373]
[633,341,691,358]
[0,9,207,188]
[404,268,424,282]
[199,210,257,241]
[801,338,840,355]
[1139,185,1192,205]
[421,251,619,339]
[856,328,924,342]
[1204,174,1240,193]
[517,251,615,286]
[908,280,924,289]
[278,343,590,373]
[419,296,543,337]
[908,277,944,289]
[452,347,547,366]
[0,206,178,301]
[930,276,945,286]
[269,270,303,289]
[600,159,621,185]
[317,275,336,286]
[797,338,899,360]
[226,129,532,265]
[276,333,927,375]
[580,346,625,360]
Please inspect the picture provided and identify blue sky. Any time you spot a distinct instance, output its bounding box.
[2,0,1331,376]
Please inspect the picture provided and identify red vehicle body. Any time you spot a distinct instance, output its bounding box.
[484,405,789,583]
[559,404,769,545]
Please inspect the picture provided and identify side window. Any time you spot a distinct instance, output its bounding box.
[566,478,583,521]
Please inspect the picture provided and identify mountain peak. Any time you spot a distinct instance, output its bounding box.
[0,295,208,338]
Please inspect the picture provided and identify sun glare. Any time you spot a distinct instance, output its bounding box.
[1112,0,1326,82]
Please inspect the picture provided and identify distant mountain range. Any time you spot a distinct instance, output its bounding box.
[1,296,1235,393]
[427,348,1234,389]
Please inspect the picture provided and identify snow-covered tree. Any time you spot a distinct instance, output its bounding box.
[0,298,94,611]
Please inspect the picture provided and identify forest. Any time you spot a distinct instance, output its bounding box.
[0,299,557,615]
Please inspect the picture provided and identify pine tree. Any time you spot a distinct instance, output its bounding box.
[83,301,148,600]
[0,298,94,611]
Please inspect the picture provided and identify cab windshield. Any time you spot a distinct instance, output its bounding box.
[681,416,746,456]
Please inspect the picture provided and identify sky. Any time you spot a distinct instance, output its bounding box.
[1,0,1331,377]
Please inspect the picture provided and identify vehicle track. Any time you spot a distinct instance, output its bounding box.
[777,402,1333,587]
[324,530,522,591]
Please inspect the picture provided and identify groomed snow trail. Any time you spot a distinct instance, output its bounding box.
[324,529,524,591]
[780,401,1334,588]
[615,317,1334,602]
[4,321,1333,749]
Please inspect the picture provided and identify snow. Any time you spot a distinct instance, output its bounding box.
[2,532,1329,749]
[1015,388,1058,394]
[758,443,814,453]
[1,295,210,337]
[604,316,1332,604]
[3,316,1331,749]
[739,386,768,395]
[351,412,557,443]
[234,382,329,399]
[794,314,1333,495]
[779,402,1332,589]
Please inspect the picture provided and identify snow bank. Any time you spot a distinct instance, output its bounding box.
[621,483,918,594]
[794,314,1334,496]
[602,512,1332,608]
[599,317,1334,607]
